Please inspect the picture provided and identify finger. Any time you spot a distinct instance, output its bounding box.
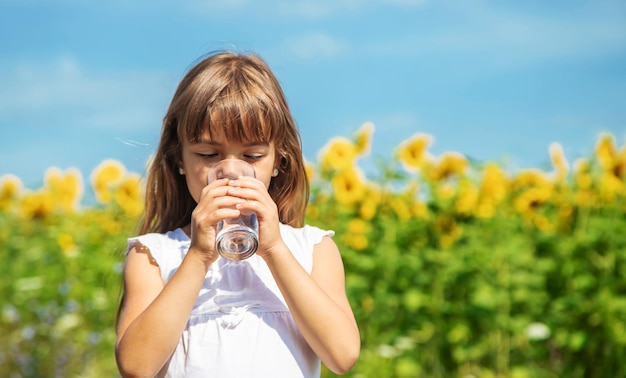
[198,182,246,209]
[234,191,278,215]
[227,177,266,190]
[207,177,231,186]
[194,200,247,228]
[227,177,268,195]
[213,208,242,221]
[228,192,273,216]
[201,180,232,197]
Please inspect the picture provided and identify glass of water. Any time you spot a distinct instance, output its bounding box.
[207,159,259,261]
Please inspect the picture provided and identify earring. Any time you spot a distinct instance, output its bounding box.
[179,167,185,175]
[272,168,279,177]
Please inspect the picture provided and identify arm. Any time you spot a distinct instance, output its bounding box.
[262,236,361,374]
[115,246,210,377]
[226,176,360,373]
[115,181,232,377]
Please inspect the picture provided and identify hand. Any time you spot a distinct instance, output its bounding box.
[188,178,245,265]
[225,176,284,258]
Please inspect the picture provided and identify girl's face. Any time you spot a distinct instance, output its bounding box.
[180,131,277,203]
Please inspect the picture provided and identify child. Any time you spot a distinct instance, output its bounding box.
[115,51,360,377]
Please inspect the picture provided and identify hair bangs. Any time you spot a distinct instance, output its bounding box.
[179,73,284,145]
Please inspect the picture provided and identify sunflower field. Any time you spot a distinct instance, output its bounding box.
[1,123,625,377]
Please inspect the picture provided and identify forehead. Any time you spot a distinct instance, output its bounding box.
[189,123,268,144]
[181,105,274,146]
[192,130,272,147]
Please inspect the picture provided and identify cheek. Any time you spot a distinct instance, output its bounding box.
[260,174,273,190]
[254,161,277,190]
[252,166,274,189]
[186,173,208,203]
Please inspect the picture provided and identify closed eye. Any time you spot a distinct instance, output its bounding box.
[197,153,219,159]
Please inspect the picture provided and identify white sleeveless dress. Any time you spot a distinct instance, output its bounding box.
[126,223,334,378]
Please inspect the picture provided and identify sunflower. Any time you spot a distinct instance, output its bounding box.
[598,172,625,201]
[396,133,433,172]
[510,169,552,193]
[19,189,56,220]
[476,163,509,218]
[354,121,375,156]
[595,133,617,172]
[455,178,479,216]
[318,137,358,172]
[513,187,552,218]
[339,218,371,250]
[331,167,367,206]
[45,167,84,213]
[0,174,23,212]
[616,143,626,178]
[573,158,593,189]
[389,197,412,221]
[426,152,469,182]
[549,142,569,183]
[90,159,126,204]
[359,184,383,220]
[114,173,144,216]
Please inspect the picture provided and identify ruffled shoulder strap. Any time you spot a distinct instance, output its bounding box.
[126,229,189,283]
[279,224,335,273]
[127,233,163,261]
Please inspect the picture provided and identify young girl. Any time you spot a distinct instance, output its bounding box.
[115,51,360,377]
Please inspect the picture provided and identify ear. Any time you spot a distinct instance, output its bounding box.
[273,153,287,177]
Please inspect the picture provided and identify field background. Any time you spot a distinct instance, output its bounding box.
[1,125,625,377]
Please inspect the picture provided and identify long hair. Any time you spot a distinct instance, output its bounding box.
[140,51,309,234]
[116,52,310,330]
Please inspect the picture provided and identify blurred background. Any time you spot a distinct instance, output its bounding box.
[1,0,625,186]
[1,1,626,377]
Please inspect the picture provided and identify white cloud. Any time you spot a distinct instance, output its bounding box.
[3,0,429,17]
[0,57,82,110]
[373,111,422,132]
[277,0,426,18]
[282,33,349,60]
[278,0,365,18]
[0,56,173,131]
[180,0,251,13]
[359,2,626,71]
[381,0,427,6]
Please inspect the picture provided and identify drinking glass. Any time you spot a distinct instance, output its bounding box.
[207,159,259,261]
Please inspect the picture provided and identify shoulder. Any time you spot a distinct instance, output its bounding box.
[279,223,334,245]
[279,223,335,273]
[126,229,189,282]
[127,229,188,254]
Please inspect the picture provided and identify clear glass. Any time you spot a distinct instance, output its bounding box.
[207,159,259,261]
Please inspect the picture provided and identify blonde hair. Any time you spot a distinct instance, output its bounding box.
[140,51,309,234]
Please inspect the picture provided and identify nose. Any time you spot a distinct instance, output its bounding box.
[208,159,256,183]
[216,159,242,180]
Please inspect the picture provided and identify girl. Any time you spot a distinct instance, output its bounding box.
[115,51,360,377]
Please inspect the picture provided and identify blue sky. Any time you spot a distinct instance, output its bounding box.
[1,0,625,189]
